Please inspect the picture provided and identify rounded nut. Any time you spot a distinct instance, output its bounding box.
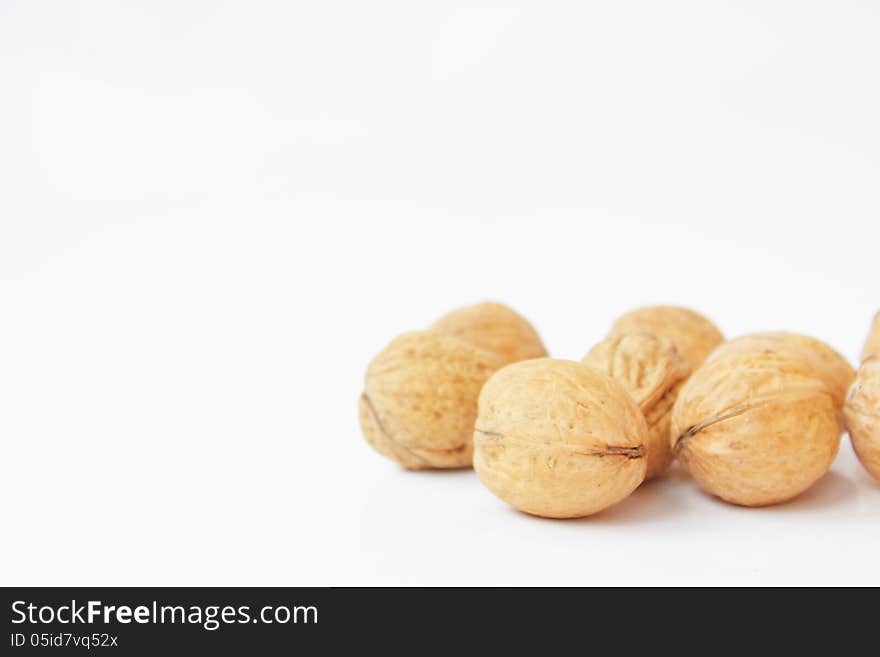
[844,358,880,480]
[359,331,504,470]
[473,358,648,518]
[610,306,724,368]
[861,312,880,363]
[430,301,547,366]
[671,335,842,507]
[714,332,854,411]
[844,314,880,480]
[583,332,691,480]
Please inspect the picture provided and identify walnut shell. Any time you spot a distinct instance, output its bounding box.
[844,315,880,480]
[583,332,691,480]
[610,306,724,368]
[861,312,880,362]
[430,301,547,366]
[713,332,854,410]
[473,358,648,518]
[359,331,504,470]
[844,358,880,480]
[671,335,843,506]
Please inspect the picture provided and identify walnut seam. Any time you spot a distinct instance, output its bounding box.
[475,428,645,459]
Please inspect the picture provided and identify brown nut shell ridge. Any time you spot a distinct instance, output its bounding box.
[609,305,724,368]
[583,332,691,480]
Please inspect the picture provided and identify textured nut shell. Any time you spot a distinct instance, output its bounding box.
[671,342,841,506]
[714,332,854,410]
[583,333,691,479]
[473,358,648,518]
[844,315,880,480]
[844,358,880,480]
[861,312,880,362]
[431,302,547,365]
[610,306,724,367]
[360,331,503,470]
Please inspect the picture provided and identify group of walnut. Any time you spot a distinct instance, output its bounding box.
[359,303,880,518]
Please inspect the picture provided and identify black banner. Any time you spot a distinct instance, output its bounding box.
[0,587,866,653]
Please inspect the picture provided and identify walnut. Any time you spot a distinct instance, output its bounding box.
[844,314,880,480]
[860,312,880,362]
[671,332,852,506]
[711,332,854,411]
[359,331,503,470]
[583,332,691,480]
[473,358,647,518]
[609,306,724,368]
[430,301,547,365]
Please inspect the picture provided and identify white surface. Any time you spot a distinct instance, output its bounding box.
[2,1,879,586]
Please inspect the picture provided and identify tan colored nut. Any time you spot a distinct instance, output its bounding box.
[861,312,880,362]
[473,358,648,518]
[610,306,724,368]
[671,335,843,507]
[714,332,854,411]
[431,301,547,366]
[845,359,880,480]
[583,332,690,480]
[359,331,504,470]
[844,314,880,480]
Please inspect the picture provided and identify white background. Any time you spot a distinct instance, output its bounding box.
[2,1,879,586]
